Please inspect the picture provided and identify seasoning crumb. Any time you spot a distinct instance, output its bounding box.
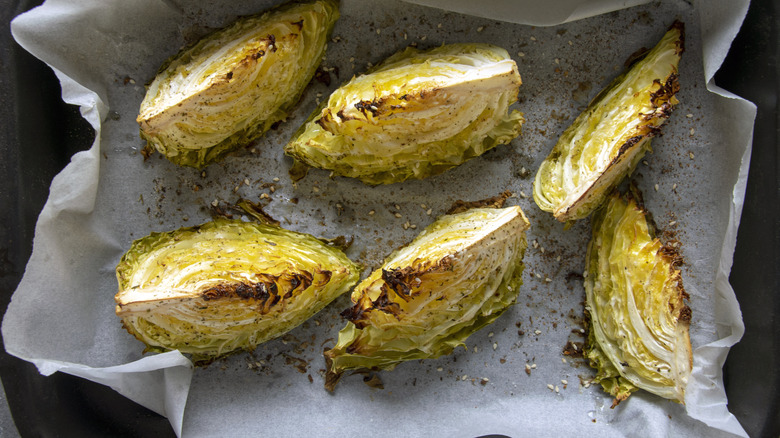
[480,377,489,385]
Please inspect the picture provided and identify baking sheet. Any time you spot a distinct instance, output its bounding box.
[3,0,755,436]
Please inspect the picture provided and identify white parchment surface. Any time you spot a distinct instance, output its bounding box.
[4,0,755,436]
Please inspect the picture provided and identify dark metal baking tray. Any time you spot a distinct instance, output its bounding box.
[0,0,776,436]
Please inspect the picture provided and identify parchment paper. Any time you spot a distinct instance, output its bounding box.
[4,0,755,436]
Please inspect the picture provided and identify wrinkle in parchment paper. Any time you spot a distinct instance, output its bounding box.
[4,0,753,436]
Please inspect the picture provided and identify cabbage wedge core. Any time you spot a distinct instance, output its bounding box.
[115,219,359,362]
[137,0,339,168]
[584,188,692,405]
[324,205,530,390]
[285,43,524,185]
[533,22,684,221]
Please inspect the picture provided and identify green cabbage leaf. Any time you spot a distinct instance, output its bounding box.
[324,205,530,390]
[138,0,339,168]
[534,22,684,222]
[115,218,359,362]
[584,188,692,405]
[286,43,524,185]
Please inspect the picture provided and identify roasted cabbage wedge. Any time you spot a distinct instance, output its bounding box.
[533,21,684,222]
[324,205,530,390]
[584,187,692,406]
[285,43,525,185]
[115,218,359,362]
[137,0,339,168]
